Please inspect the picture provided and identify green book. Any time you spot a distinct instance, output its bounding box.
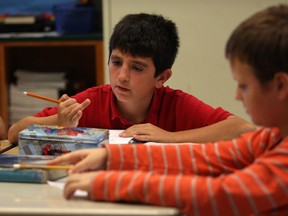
[0,154,67,183]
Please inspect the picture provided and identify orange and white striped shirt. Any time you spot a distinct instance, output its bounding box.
[91,128,288,215]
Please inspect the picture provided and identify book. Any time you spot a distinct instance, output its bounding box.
[9,84,61,124]
[14,69,66,81]
[0,154,67,183]
[4,15,36,25]
[9,69,67,125]
[18,124,109,155]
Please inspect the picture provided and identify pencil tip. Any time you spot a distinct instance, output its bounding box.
[23,91,27,95]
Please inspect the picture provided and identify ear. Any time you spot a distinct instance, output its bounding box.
[155,69,172,88]
[274,72,288,100]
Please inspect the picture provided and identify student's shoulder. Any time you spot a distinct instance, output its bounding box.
[241,127,283,146]
[84,84,112,93]
[72,85,112,101]
[156,86,197,100]
[75,85,112,96]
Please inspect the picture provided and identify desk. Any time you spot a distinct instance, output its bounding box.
[0,138,180,216]
[0,140,18,154]
[0,181,180,216]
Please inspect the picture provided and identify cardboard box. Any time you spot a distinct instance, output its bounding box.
[18,124,109,155]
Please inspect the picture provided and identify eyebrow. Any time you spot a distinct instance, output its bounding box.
[110,54,149,68]
[130,60,148,68]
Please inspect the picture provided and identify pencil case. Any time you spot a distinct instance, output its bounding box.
[18,124,109,156]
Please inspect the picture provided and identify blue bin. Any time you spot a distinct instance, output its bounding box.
[53,3,96,34]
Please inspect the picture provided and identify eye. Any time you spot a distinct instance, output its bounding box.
[131,65,144,72]
[238,84,248,91]
[111,60,122,67]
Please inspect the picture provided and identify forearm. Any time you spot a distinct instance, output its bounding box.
[91,160,288,215]
[105,141,247,175]
[169,115,256,143]
[106,144,193,174]
[8,115,57,143]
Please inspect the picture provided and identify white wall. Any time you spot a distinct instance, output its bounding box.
[102,0,286,121]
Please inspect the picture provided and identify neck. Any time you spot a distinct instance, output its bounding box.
[116,96,153,124]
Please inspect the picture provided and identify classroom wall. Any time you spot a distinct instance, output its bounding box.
[102,0,286,121]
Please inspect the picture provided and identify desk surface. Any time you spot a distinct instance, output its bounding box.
[0,181,180,216]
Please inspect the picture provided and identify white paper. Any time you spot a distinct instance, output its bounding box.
[108,130,131,144]
[47,180,88,197]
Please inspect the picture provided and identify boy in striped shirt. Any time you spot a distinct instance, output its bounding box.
[49,4,288,215]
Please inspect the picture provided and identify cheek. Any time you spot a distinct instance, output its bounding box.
[131,74,151,84]
[244,92,266,118]
[109,67,118,80]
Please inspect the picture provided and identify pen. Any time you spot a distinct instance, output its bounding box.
[23,91,60,104]
[128,138,147,144]
[0,143,17,154]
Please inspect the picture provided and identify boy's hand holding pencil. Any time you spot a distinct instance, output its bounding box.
[23,91,91,128]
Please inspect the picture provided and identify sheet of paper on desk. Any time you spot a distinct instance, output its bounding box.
[108,130,201,145]
[48,180,88,197]
[108,130,131,144]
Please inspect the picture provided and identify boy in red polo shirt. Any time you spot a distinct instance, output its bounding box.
[8,13,254,144]
[50,5,288,215]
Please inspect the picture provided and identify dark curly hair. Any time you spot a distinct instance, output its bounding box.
[109,13,179,77]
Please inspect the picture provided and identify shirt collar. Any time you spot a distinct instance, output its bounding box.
[110,87,165,127]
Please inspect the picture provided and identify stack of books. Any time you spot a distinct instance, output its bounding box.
[9,69,67,125]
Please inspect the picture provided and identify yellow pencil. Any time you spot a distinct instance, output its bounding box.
[12,164,72,170]
[23,91,60,104]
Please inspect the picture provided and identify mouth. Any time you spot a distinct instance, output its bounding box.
[115,85,130,92]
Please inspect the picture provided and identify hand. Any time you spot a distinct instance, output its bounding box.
[64,172,99,199]
[48,148,108,174]
[120,123,174,142]
[57,94,91,127]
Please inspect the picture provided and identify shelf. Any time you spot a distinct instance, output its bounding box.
[0,35,104,127]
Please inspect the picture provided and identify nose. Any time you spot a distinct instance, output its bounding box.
[118,65,130,82]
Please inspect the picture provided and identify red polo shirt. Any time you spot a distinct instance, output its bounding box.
[34,84,231,131]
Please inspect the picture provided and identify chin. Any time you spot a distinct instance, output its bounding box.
[115,94,129,103]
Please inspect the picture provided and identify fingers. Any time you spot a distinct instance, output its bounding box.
[64,172,96,199]
[58,97,90,127]
[120,123,150,137]
[132,134,151,142]
[48,149,88,165]
[69,157,92,174]
[70,148,108,174]
[63,174,85,199]
[60,99,90,116]
[121,123,171,142]
[59,94,70,102]
[48,148,108,174]
[120,123,154,137]
[79,99,91,110]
